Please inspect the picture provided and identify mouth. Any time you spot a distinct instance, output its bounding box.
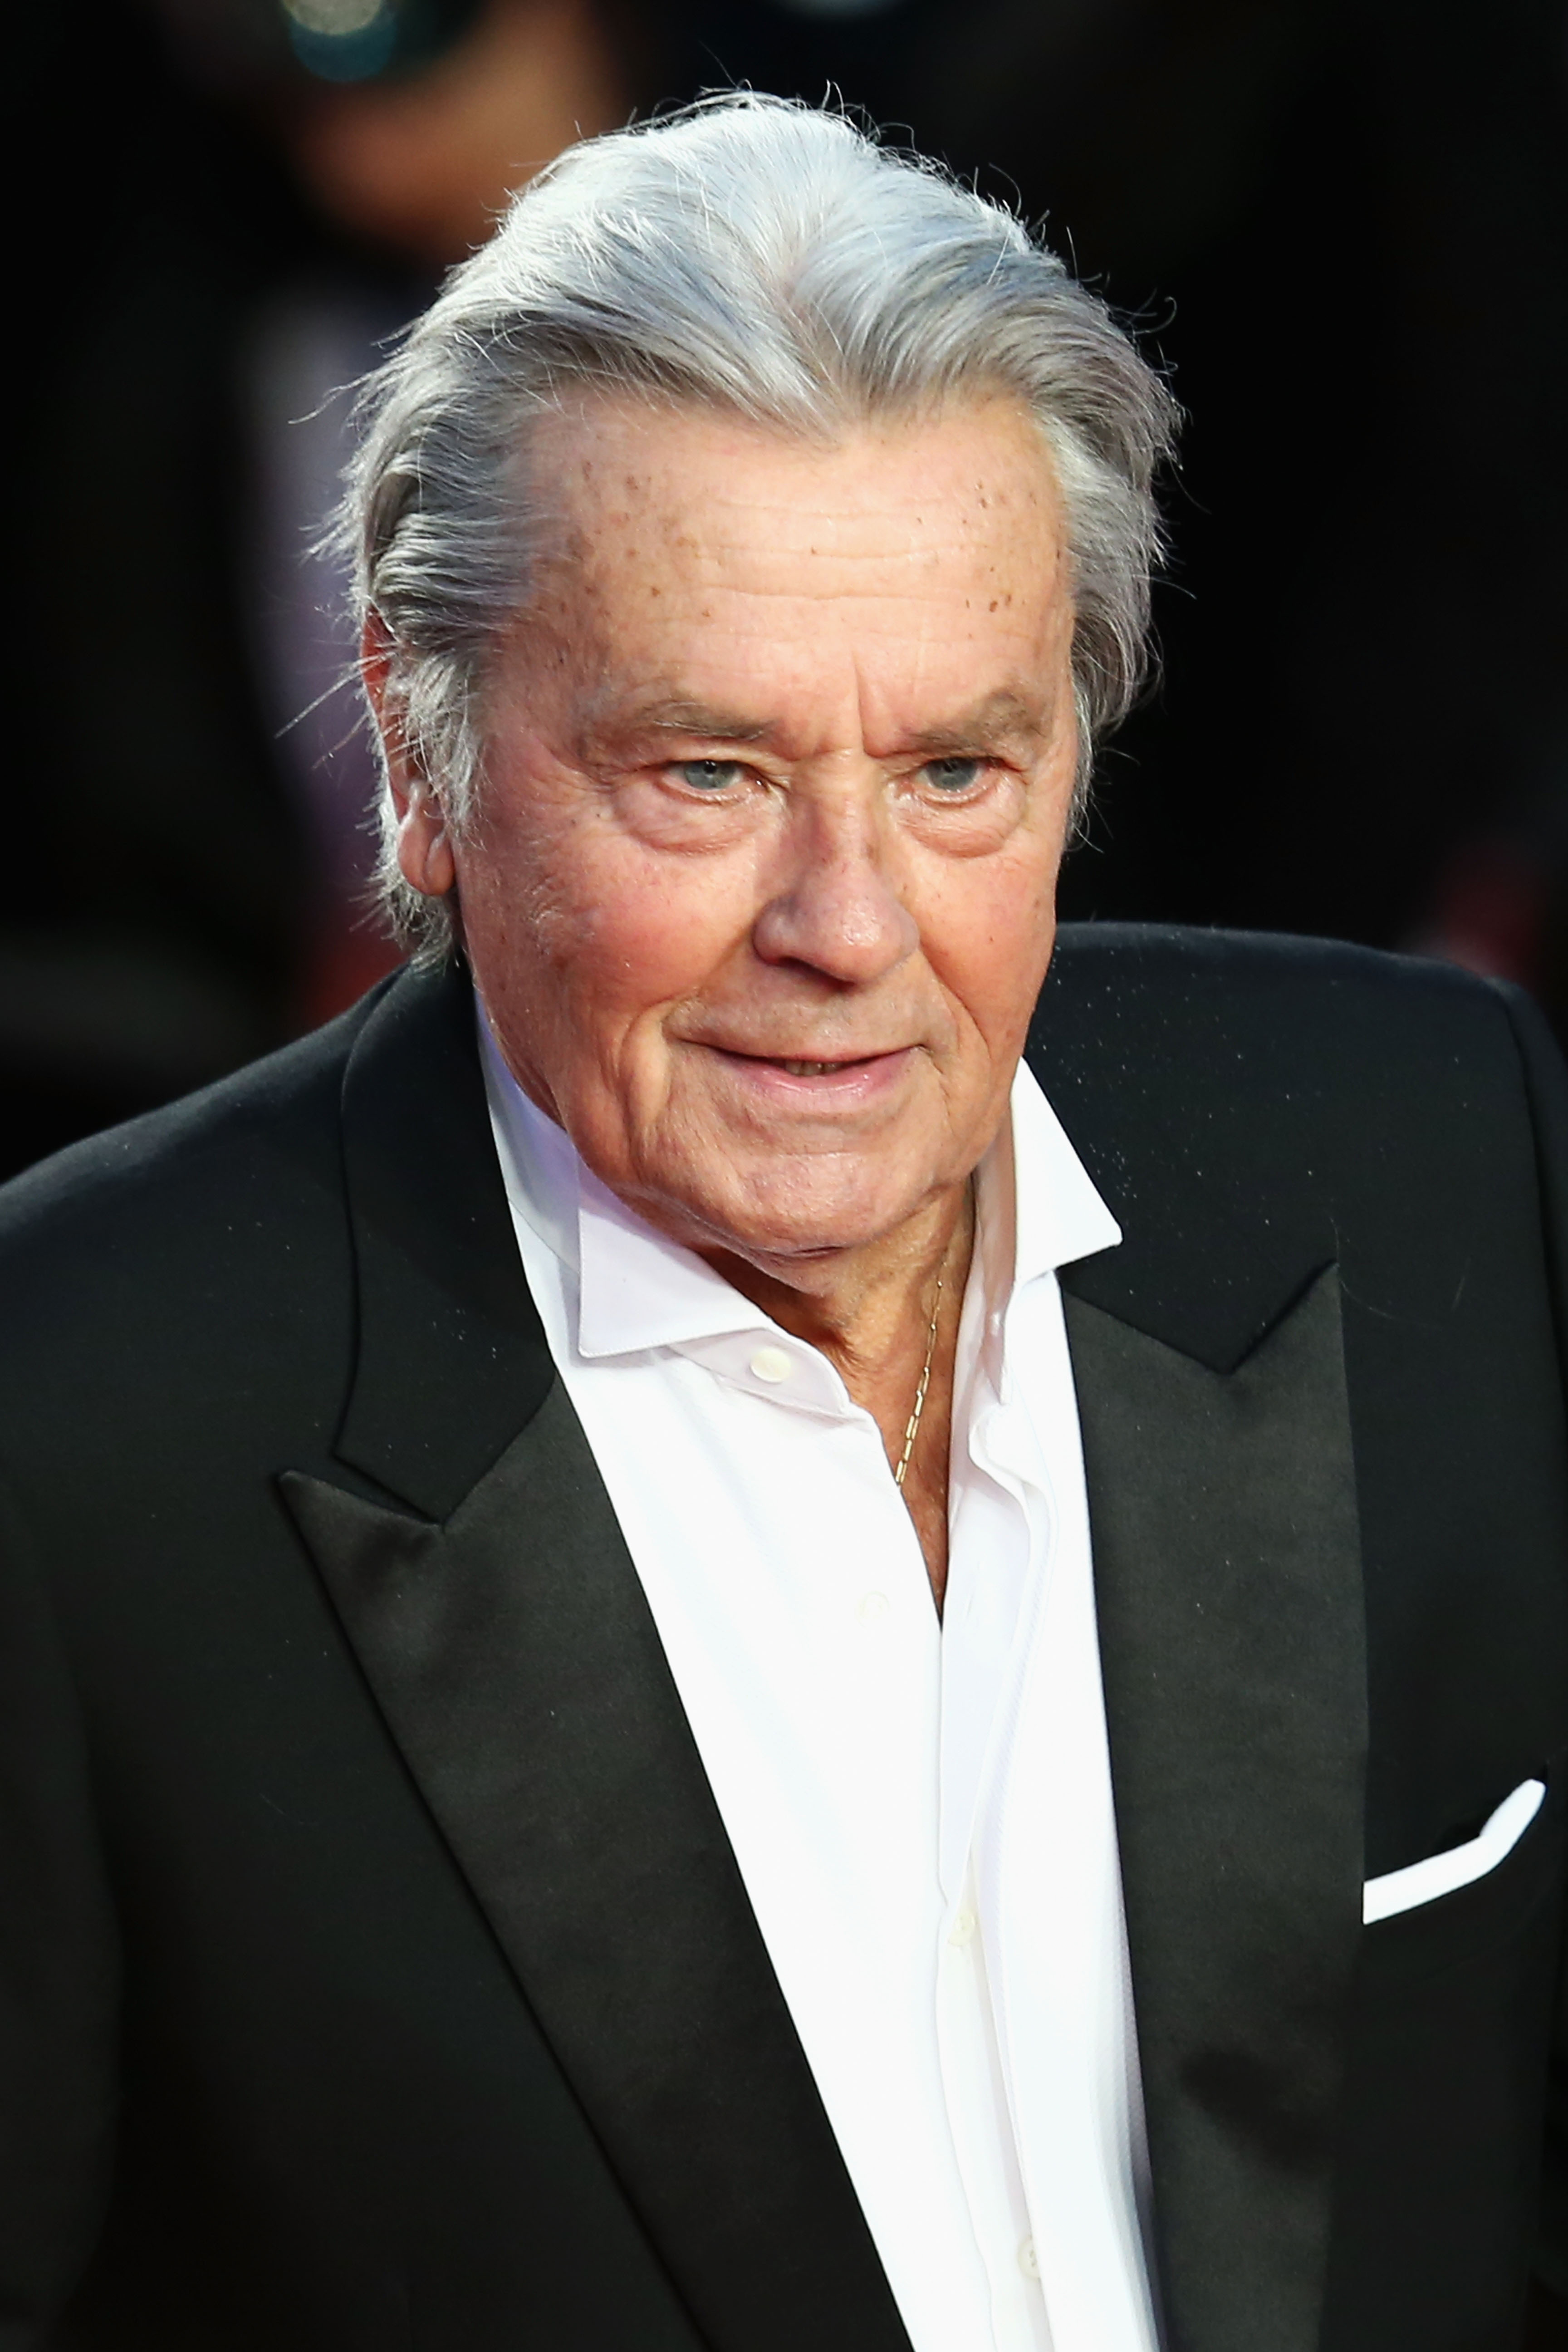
[689,1044,920,1111]
[710,1046,903,1076]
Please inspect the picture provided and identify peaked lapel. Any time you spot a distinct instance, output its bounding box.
[332,958,554,1519]
[286,965,911,2352]
[1060,1268,1367,2352]
[1033,931,1374,2352]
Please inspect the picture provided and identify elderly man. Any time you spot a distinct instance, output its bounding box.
[3,97,1565,2352]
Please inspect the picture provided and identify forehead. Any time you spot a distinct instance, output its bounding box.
[512,393,1072,738]
[532,393,1063,596]
[543,382,1056,529]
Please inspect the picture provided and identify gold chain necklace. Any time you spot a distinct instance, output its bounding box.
[893,1276,943,1491]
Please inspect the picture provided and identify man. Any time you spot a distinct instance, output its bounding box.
[2,97,1565,2352]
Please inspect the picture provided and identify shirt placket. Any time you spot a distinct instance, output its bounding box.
[936,1360,1057,2352]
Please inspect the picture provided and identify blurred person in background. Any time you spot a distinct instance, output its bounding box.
[10,0,1565,1171]
[9,0,636,1177]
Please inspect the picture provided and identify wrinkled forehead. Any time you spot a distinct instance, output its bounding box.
[482,393,1077,771]
[512,391,1070,652]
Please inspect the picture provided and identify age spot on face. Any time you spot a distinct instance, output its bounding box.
[456,392,1080,1277]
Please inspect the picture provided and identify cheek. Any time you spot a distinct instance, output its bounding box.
[923,849,1059,1039]
[464,810,746,1034]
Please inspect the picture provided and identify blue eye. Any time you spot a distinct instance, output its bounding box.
[673,760,744,792]
[922,757,985,793]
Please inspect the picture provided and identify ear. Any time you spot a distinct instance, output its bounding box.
[360,612,456,902]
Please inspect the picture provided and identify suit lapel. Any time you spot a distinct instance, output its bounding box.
[287,965,911,2352]
[331,957,554,1519]
[1060,1262,1367,2352]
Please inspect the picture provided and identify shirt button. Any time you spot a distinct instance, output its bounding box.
[1018,2235,1040,2280]
[948,1908,978,1947]
[856,1591,890,1625]
[748,1345,793,1384]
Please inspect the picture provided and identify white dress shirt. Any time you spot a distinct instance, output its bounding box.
[481,1010,1164,2352]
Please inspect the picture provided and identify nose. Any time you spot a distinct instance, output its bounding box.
[750,795,920,987]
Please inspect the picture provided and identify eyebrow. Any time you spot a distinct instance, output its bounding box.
[902,691,1049,759]
[582,686,1049,761]
[581,697,774,758]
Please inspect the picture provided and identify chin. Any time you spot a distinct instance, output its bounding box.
[678,1167,921,1267]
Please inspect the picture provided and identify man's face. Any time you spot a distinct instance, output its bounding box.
[445,392,1080,1274]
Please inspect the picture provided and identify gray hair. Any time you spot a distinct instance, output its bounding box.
[339,93,1179,960]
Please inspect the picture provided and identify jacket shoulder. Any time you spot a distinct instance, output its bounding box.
[1043,920,1518,1039]
[1036,924,1560,1371]
[0,985,386,1376]
[1036,922,1541,1129]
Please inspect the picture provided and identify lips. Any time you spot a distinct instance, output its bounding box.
[687,1040,918,1113]
[705,1045,902,1071]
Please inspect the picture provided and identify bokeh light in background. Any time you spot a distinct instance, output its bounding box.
[8,0,1565,1178]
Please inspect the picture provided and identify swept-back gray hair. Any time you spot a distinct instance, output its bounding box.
[339,93,1179,959]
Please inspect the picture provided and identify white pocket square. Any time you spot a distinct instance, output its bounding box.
[1363,1777,1545,1925]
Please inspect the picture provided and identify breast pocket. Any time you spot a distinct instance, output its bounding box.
[1358,1770,1563,1988]
[1363,1777,1546,1925]
[1320,1769,1567,2347]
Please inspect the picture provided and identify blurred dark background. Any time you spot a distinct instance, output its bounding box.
[10,0,1568,1180]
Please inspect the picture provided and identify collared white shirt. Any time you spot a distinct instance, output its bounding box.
[481,1009,1164,2352]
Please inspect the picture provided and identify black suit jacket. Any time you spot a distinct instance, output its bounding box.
[2,926,1566,2352]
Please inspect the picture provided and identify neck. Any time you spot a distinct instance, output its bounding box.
[704,1184,975,1618]
[701,1182,974,1387]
